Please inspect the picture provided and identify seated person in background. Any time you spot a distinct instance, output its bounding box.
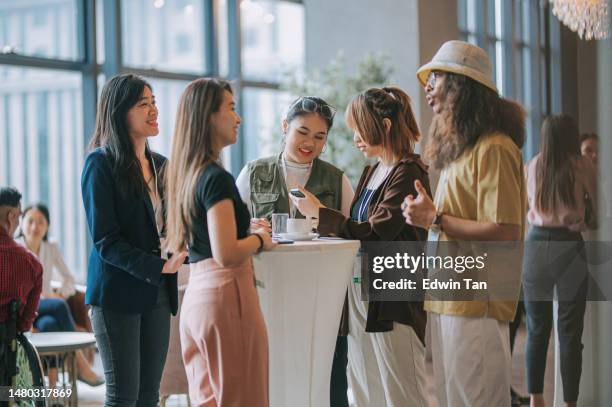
[579,133,608,233]
[0,187,42,333]
[16,203,103,386]
[17,204,92,334]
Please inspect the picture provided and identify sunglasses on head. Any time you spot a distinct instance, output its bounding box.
[289,97,336,120]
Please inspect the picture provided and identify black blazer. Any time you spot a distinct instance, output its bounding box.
[81,148,178,315]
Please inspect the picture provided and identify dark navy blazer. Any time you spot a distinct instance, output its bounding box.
[81,148,178,315]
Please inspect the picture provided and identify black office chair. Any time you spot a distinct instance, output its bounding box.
[1,300,45,407]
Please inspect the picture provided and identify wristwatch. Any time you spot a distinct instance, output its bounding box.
[430,211,444,232]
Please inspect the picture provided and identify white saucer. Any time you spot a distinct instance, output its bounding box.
[278,232,319,241]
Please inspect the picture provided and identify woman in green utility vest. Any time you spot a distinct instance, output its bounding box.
[236,95,354,407]
[237,96,353,221]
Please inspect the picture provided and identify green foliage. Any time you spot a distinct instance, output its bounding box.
[282,52,395,185]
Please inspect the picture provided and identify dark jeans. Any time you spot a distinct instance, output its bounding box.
[91,284,171,407]
[330,335,348,407]
[509,300,524,353]
[522,226,588,402]
[35,298,76,332]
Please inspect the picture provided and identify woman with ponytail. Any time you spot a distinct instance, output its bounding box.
[291,86,430,406]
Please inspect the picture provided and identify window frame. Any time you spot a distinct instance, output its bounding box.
[457,0,558,162]
[0,0,301,174]
[0,0,304,279]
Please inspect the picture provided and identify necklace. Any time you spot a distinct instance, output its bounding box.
[281,154,313,218]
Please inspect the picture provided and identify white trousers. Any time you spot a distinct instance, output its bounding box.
[429,312,512,407]
[347,281,428,407]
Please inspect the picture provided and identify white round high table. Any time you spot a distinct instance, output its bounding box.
[253,238,360,407]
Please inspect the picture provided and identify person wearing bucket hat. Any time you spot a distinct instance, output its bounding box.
[403,40,527,407]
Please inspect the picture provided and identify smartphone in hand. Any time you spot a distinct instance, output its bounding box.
[274,239,294,244]
[289,188,305,198]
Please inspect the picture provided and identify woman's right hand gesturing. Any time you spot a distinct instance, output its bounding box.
[162,250,188,274]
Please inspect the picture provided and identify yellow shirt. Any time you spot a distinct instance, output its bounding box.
[424,133,527,321]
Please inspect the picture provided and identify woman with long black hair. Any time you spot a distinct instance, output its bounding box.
[81,74,187,406]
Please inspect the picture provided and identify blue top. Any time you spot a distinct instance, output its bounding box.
[81,148,178,315]
[351,188,377,222]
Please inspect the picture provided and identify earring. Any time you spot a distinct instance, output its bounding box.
[321,145,327,154]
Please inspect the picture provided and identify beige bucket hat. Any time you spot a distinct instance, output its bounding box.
[416,40,498,93]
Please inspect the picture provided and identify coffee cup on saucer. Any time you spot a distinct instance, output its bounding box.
[286,219,312,236]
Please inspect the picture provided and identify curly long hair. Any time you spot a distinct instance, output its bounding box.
[425,73,525,169]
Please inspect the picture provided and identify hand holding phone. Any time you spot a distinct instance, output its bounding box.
[290,188,305,198]
[274,239,294,244]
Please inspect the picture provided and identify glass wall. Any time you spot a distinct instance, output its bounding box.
[240,0,304,159]
[121,0,208,74]
[0,66,86,276]
[457,0,559,161]
[0,0,305,282]
[0,0,80,60]
[240,0,304,82]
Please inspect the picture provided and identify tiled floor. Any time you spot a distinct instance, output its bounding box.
[76,325,554,406]
[78,383,190,406]
[510,325,555,406]
[423,324,555,406]
[76,355,190,407]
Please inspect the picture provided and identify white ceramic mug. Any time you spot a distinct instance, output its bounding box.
[286,218,311,235]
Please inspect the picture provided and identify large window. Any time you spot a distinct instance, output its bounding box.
[0,0,305,282]
[121,0,208,74]
[240,0,304,82]
[458,0,558,160]
[240,0,304,161]
[0,0,81,60]
[242,87,292,163]
[0,66,86,276]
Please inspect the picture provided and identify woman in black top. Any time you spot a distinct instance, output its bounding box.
[164,78,275,406]
[81,74,187,406]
